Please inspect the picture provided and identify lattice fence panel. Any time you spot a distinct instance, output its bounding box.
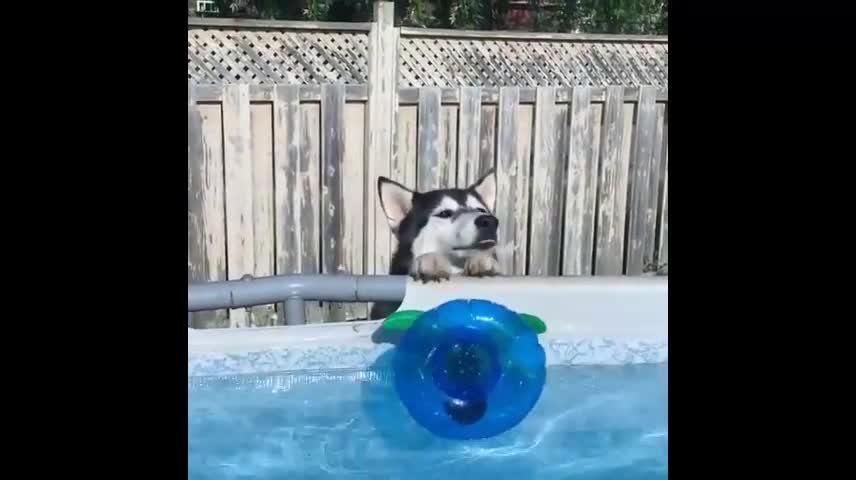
[399,37,667,88]
[188,28,370,84]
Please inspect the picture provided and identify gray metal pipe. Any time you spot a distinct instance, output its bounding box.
[188,274,408,312]
[283,297,306,326]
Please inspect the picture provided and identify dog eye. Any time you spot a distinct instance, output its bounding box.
[434,209,454,218]
[476,208,488,213]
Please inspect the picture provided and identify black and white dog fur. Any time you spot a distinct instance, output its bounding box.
[369,169,501,320]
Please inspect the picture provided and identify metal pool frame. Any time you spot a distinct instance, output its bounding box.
[188,274,407,325]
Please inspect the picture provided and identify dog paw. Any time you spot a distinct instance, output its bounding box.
[464,252,501,277]
[410,253,452,283]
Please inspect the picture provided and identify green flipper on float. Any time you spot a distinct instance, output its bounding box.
[382,308,547,334]
[381,310,424,331]
[519,313,547,334]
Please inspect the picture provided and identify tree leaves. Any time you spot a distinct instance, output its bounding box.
[194,0,667,35]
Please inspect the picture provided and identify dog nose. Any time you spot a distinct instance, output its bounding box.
[475,215,498,230]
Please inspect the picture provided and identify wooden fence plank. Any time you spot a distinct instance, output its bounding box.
[648,103,666,270]
[595,87,633,275]
[394,106,419,188]
[188,104,228,329]
[528,87,565,275]
[654,105,668,268]
[273,85,314,324]
[437,104,459,187]
[618,101,635,266]
[588,103,603,270]
[479,104,497,174]
[365,1,397,276]
[321,84,346,277]
[562,87,598,275]
[274,91,335,323]
[248,102,276,326]
[658,139,668,267]
[321,84,365,321]
[555,100,570,268]
[300,101,325,323]
[625,86,660,274]
[417,87,442,191]
[188,106,203,327]
[495,87,530,275]
[188,83,196,105]
[457,87,482,187]
[340,101,367,319]
[222,84,254,327]
[590,102,603,201]
[652,104,666,206]
[388,104,419,265]
[371,92,397,276]
[514,103,535,274]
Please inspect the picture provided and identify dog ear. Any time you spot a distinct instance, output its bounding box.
[468,168,496,212]
[377,177,414,230]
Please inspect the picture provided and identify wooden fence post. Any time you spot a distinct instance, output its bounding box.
[365,1,399,275]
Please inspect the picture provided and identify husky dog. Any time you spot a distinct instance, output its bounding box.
[369,169,501,319]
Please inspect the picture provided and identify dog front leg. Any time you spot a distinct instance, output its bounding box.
[464,250,501,277]
[410,252,452,283]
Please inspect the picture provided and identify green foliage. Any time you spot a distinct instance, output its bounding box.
[552,0,667,34]
[452,0,484,29]
[194,0,667,35]
[393,0,510,29]
[304,0,332,20]
[398,0,437,27]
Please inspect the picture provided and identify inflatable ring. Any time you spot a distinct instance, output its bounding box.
[383,299,547,440]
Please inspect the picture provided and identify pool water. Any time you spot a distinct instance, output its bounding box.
[188,362,667,480]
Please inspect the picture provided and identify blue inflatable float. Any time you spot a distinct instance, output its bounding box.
[382,299,547,440]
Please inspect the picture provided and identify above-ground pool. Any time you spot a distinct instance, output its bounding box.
[188,276,668,480]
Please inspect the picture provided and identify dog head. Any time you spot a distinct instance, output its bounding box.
[377,170,498,262]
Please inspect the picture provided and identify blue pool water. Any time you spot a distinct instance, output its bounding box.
[188,363,667,480]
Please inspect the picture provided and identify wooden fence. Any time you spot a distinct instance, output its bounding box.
[188,83,668,327]
[187,4,668,328]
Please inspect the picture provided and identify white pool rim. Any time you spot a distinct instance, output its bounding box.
[188,276,667,377]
